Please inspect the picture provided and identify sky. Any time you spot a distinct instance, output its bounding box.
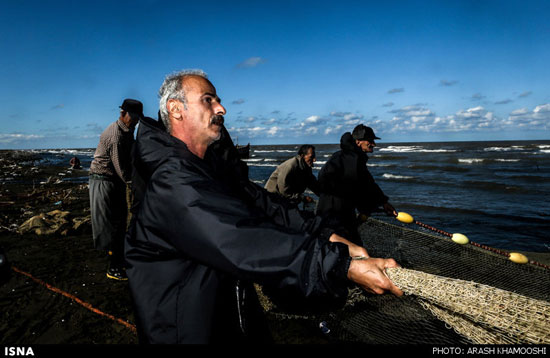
[1,0,549,149]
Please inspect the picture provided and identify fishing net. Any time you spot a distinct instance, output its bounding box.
[260,217,550,344]
[384,268,549,344]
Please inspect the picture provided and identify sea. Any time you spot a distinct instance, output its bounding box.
[14,140,550,253]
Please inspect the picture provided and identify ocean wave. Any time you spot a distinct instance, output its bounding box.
[494,159,520,162]
[253,149,295,153]
[483,146,526,152]
[382,173,415,180]
[43,149,95,156]
[243,158,263,162]
[315,160,327,165]
[458,158,484,164]
[368,163,396,167]
[247,163,278,167]
[379,146,456,153]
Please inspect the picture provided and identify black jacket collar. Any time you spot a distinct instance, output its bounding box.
[340,132,368,161]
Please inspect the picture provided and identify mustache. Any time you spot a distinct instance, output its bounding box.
[210,115,225,126]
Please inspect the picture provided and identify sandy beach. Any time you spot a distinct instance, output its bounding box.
[0,150,138,344]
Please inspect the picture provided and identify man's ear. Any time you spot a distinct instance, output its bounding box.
[167,99,183,120]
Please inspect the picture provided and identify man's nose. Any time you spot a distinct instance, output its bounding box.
[215,103,226,115]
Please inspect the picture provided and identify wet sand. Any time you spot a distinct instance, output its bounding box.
[0,150,137,344]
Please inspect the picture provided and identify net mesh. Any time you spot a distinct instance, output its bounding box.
[383,267,549,344]
[261,217,550,344]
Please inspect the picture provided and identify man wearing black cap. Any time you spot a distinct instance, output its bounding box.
[89,99,143,280]
[316,124,397,246]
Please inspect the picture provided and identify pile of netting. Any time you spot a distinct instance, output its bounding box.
[260,217,550,344]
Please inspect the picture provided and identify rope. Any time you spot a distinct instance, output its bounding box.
[10,266,137,334]
[412,220,550,270]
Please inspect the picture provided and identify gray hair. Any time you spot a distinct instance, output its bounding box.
[158,69,208,132]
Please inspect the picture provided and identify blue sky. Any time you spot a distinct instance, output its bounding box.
[1,0,549,149]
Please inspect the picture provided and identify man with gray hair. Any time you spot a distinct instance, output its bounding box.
[158,69,211,133]
[124,70,402,344]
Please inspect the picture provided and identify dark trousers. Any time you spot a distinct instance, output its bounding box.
[89,176,127,266]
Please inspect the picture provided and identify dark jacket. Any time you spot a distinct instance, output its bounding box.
[124,118,351,344]
[316,132,389,221]
[0,246,10,286]
[264,155,319,203]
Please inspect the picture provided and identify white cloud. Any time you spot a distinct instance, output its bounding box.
[304,115,321,124]
[0,133,44,144]
[324,125,343,135]
[330,112,364,126]
[510,108,529,116]
[388,105,501,133]
[470,93,486,101]
[236,57,267,68]
[388,88,404,94]
[227,102,550,143]
[300,115,329,128]
[506,103,550,129]
[266,126,280,136]
[534,104,550,113]
[440,80,458,87]
[261,118,277,125]
[305,127,318,135]
[343,113,363,121]
[330,112,346,117]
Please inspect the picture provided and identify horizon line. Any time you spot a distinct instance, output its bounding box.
[2,138,550,151]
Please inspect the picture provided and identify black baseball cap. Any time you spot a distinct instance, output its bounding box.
[120,99,143,117]
[352,124,380,141]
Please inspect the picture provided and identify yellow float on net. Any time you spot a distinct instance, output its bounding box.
[451,233,469,245]
[509,252,529,264]
[396,212,414,224]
